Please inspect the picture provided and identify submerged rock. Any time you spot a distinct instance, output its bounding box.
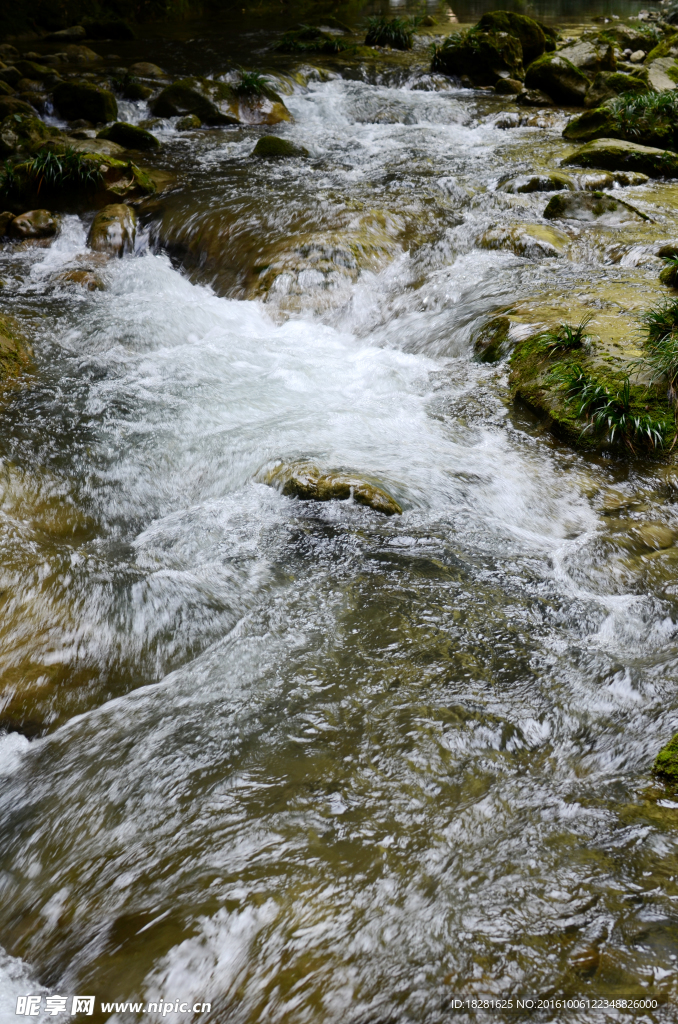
[97,121,160,150]
[562,137,678,177]
[524,52,589,105]
[543,190,648,223]
[0,313,31,382]
[653,733,678,785]
[52,81,118,123]
[252,136,308,158]
[478,224,569,258]
[472,314,513,362]
[262,461,402,516]
[6,209,58,238]
[88,204,136,256]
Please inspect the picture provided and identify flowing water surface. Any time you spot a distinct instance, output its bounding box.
[1,29,678,1023]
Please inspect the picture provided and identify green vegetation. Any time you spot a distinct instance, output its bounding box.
[536,315,592,356]
[653,732,678,785]
[234,69,270,98]
[639,298,678,402]
[364,15,415,51]
[606,91,678,151]
[0,148,102,203]
[550,362,671,450]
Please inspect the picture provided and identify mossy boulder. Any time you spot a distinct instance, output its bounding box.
[524,52,589,105]
[654,733,678,785]
[6,209,58,238]
[659,262,678,288]
[475,11,546,64]
[88,203,136,256]
[274,26,350,55]
[262,461,402,516]
[127,62,166,78]
[151,78,237,125]
[252,136,308,158]
[97,121,160,151]
[585,24,659,53]
[584,71,648,108]
[562,137,678,177]
[563,107,616,143]
[52,81,117,123]
[0,112,60,157]
[543,190,648,222]
[495,77,524,95]
[176,114,201,130]
[0,98,36,119]
[122,75,154,102]
[432,30,524,85]
[646,32,678,62]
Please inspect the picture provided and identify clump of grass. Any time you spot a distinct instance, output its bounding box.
[233,68,270,98]
[607,91,678,149]
[537,314,593,356]
[365,15,415,50]
[28,148,102,194]
[551,362,671,450]
[639,298,678,401]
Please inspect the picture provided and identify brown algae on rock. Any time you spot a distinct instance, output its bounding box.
[261,461,402,515]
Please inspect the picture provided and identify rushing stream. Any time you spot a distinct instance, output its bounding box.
[1,9,678,1021]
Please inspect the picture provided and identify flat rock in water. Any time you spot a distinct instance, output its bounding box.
[543,190,648,222]
[499,171,573,193]
[262,461,402,515]
[562,137,678,177]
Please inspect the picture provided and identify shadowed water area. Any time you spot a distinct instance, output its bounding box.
[1,2,678,1022]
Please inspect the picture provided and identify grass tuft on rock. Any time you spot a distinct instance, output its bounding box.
[365,15,415,50]
[0,147,102,202]
[234,68,270,98]
[550,362,672,450]
[607,91,678,150]
[639,298,678,401]
[536,315,593,356]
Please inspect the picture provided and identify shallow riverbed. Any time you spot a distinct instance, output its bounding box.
[1,10,678,1023]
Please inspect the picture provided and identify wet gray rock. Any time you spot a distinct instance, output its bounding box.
[479,224,569,258]
[252,136,308,158]
[176,114,201,130]
[88,204,136,257]
[7,210,58,238]
[562,137,678,177]
[557,40,616,75]
[516,88,554,106]
[262,461,402,515]
[495,77,524,95]
[97,121,160,151]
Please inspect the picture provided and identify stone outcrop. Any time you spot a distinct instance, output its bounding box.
[262,461,402,515]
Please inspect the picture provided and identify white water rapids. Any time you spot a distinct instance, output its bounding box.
[0,69,677,1022]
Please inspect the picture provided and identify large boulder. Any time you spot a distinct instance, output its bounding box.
[262,461,402,516]
[151,77,291,127]
[0,97,36,119]
[475,11,546,64]
[543,190,648,223]
[88,203,136,256]
[97,122,160,151]
[524,53,589,105]
[583,23,660,53]
[52,81,117,123]
[431,30,524,85]
[562,137,678,177]
[6,209,58,238]
[557,39,616,76]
